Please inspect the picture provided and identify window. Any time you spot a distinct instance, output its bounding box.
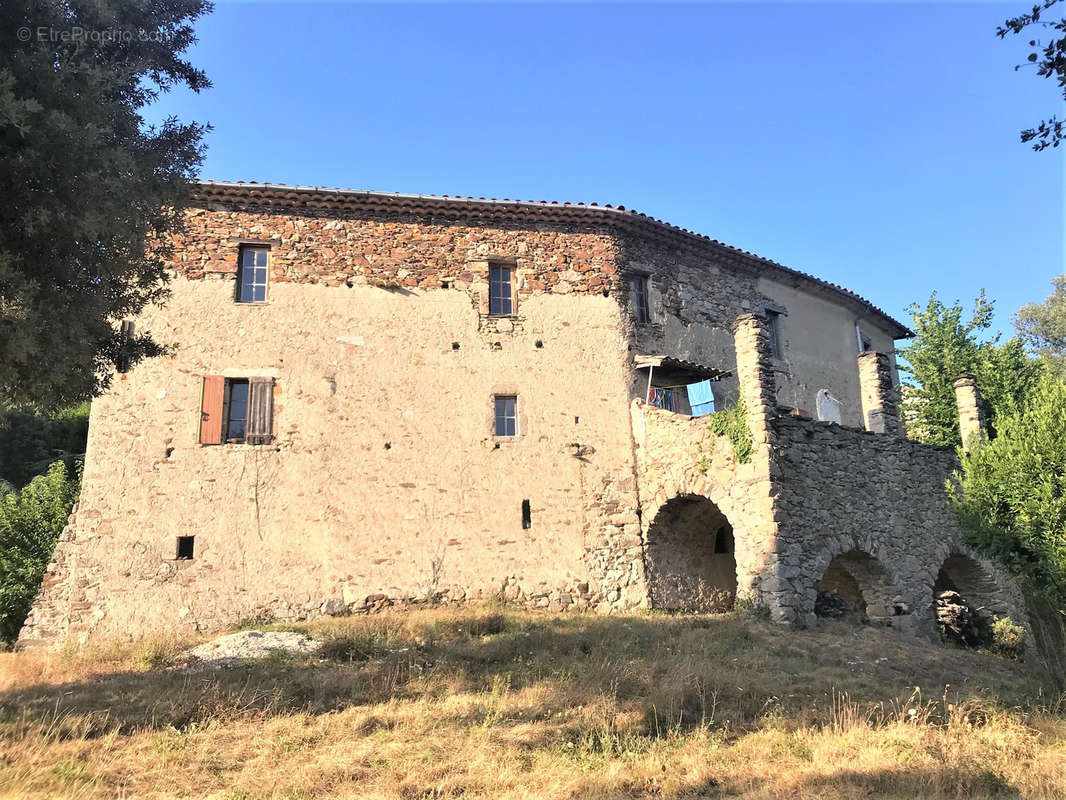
[630,276,651,324]
[494,395,518,437]
[766,310,783,359]
[522,500,531,530]
[857,326,873,353]
[200,376,275,445]
[237,245,269,303]
[223,379,249,442]
[488,264,513,316]
[176,536,195,560]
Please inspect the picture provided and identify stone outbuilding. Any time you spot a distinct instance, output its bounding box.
[17,181,1026,647]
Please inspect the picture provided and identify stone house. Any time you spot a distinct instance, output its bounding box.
[17,181,1026,647]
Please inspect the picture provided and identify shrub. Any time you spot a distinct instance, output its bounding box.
[0,460,81,644]
[948,373,1066,608]
[990,617,1026,659]
[707,398,753,464]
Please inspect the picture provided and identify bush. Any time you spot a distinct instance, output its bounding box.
[990,617,1026,659]
[707,398,753,464]
[949,374,1066,609]
[0,460,81,644]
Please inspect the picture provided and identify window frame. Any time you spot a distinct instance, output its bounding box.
[236,245,270,304]
[488,263,514,317]
[765,309,784,359]
[630,275,651,324]
[493,394,519,437]
[222,378,250,443]
[856,325,873,353]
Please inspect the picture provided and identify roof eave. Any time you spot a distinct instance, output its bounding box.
[191,180,914,339]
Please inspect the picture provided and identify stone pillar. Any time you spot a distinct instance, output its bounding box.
[732,313,792,623]
[857,351,902,436]
[953,376,986,450]
[732,313,778,450]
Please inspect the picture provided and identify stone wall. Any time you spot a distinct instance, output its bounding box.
[630,400,778,610]
[770,414,1028,633]
[20,189,1018,649]
[19,205,648,646]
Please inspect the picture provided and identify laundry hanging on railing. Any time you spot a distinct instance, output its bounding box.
[648,387,681,412]
[686,379,715,417]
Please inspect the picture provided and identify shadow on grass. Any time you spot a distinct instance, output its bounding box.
[675,766,1022,800]
[0,608,1053,741]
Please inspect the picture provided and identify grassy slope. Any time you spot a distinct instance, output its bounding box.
[1,605,1064,799]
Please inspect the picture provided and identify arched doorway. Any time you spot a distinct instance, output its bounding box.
[645,494,737,612]
[815,550,903,623]
[934,554,1001,646]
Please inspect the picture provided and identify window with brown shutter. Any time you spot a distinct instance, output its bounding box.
[200,375,275,445]
[199,376,225,445]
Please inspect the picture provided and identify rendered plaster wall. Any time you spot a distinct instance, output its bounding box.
[756,276,899,427]
[18,207,648,647]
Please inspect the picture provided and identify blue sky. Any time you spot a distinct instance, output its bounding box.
[150,1,1065,338]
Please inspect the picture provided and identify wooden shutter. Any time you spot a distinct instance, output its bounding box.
[246,377,275,445]
[199,376,225,445]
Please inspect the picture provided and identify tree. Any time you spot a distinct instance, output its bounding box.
[998,0,1066,151]
[0,0,211,409]
[1014,274,1066,376]
[950,372,1066,605]
[0,459,80,644]
[898,292,1043,446]
[0,402,89,488]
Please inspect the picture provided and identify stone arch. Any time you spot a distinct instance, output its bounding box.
[644,494,737,612]
[814,549,906,623]
[932,552,1011,645]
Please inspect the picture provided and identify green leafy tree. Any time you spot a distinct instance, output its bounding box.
[898,293,1042,447]
[0,0,211,408]
[0,402,89,487]
[949,373,1066,605]
[0,459,80,644]
[998,0,1066,150]
[1014,274,1066,375]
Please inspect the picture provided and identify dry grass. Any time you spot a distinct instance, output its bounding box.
[1,605,1065,799]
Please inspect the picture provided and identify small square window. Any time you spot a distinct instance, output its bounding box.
[489,264,513,316]
[630,276,651,324]
[494,395,518,437]
[237,246,269,303]
[176,536,195,560]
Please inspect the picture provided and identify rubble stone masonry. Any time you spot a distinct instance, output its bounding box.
[17,186,1027,646]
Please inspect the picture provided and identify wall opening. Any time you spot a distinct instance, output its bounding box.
[176,536,195,560]
[645,494,737,612]
[934,554,1002,647]
[521,499,531,530]
[815,550,902,623]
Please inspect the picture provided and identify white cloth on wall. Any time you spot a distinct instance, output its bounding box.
[816,389,842,424]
